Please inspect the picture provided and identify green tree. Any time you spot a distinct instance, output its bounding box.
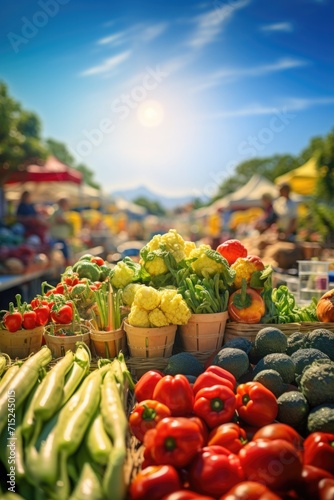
[76,163,100,189]
[45,138,76,167]
[133,196,166,216]
[0,81,47,180]
[315,128,334,202]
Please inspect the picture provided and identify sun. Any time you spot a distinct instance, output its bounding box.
[136,99,164,127]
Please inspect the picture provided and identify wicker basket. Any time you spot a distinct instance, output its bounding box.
[178,312,229,353]
[123,322,176,358]
[0,326,44,359]
[126,356,169,379]
[299,321,334,333]
[224,322,301,344]
[90,327,127,359]
[44,323,91,358]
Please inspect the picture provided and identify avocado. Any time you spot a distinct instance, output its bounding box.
[222,337,253,355]
[307,403,334,433]
[286,331,307,356]
[253,369,286,397]
[277,391,309,430]
[305,328,334,361]
[163,352,205,377]
[252,353,295,384]
[291,348,330,378]
[299,360,334,407]
[212,347,249,380]
[254,326,287,358]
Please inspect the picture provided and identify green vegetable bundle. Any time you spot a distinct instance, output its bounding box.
[0,345,134,500]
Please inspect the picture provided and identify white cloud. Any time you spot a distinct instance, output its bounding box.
[79,51,131,77]
[205,96,334,119]
[187,0,251,49]
[140,23,168,42]
[97,31,127,46]
[191,57,309,92]
[260,22,294,32]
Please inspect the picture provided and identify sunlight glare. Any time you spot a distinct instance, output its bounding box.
[137,99,164,127]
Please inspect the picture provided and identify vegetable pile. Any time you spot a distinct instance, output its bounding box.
[127,365,334,500]
[0,345,134,500]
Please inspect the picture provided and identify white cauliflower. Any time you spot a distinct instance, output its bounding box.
[127,305,150,327]
[122,283,143,306]
[133,286,161,311]
[160,289,191,325]
[148,308,169,327]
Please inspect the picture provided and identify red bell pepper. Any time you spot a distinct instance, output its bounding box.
[189,416,209,446]
[318,478,334,500]
[129,399,171,442]
[239,438,303,491]
[134,370,164,402]
[220,481,282,500]
[235,382,278,427]
[303,432,334,475]
[296,465,334,500]
[144,417,204,468]
[129,465,182,500]
[152,375,194,417]
[193,366,236,395]
[252,423,304,456]
[208,422,247,453]
[22,309,37,330]
[216,239,248,266]
[3,303,23,332]
[193,384,236,429]
[187,445,245,497]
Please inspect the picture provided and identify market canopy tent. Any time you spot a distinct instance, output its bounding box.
[3,156,82,185]
[2,156,102,206]
[211,174,279,212]
[275,157,317,196]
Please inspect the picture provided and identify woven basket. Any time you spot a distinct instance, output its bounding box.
[178,312,229,353]
[299,321,334,333]
[90,327,127,359]
[126,356,169,379]
[0,326,44,359]
[44,323,91,358]
[224,322,301,344]
[124,322,176,358]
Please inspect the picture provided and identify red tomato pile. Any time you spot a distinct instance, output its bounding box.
[128,368,334,500]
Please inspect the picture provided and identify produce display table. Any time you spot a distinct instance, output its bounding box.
[0,266,56,301]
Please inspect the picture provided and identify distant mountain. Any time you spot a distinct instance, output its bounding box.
[110,185,194,210]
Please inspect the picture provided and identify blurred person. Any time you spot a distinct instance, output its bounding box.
[49,197,73,266]
[254,193,278,234]
[16,190,49,243]
[273,183,298,242]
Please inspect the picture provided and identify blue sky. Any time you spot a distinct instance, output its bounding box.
[1,0,334,200]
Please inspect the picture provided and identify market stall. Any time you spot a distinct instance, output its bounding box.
[0,230,334,499]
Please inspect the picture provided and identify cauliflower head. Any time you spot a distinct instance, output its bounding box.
[148,308,169,327]
[122,283,143,306]
[143,256,168,276]
[127,305,150,327]
[110,261,135,289]
[231,257,264,289]
[133,286,161,311]
[189,245,228,279]
[184,240,196,257]
[160,229,186,263]
[160,289,191,325]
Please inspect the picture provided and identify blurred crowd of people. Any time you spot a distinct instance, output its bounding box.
[15,191,73,266]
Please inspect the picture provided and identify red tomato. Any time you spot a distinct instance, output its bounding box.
[162,491,215,500]
[90,256,105,266]
[216,239,248,266]
[129,465,182,500]
[239,439,303,491]
[252,423,304,455]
